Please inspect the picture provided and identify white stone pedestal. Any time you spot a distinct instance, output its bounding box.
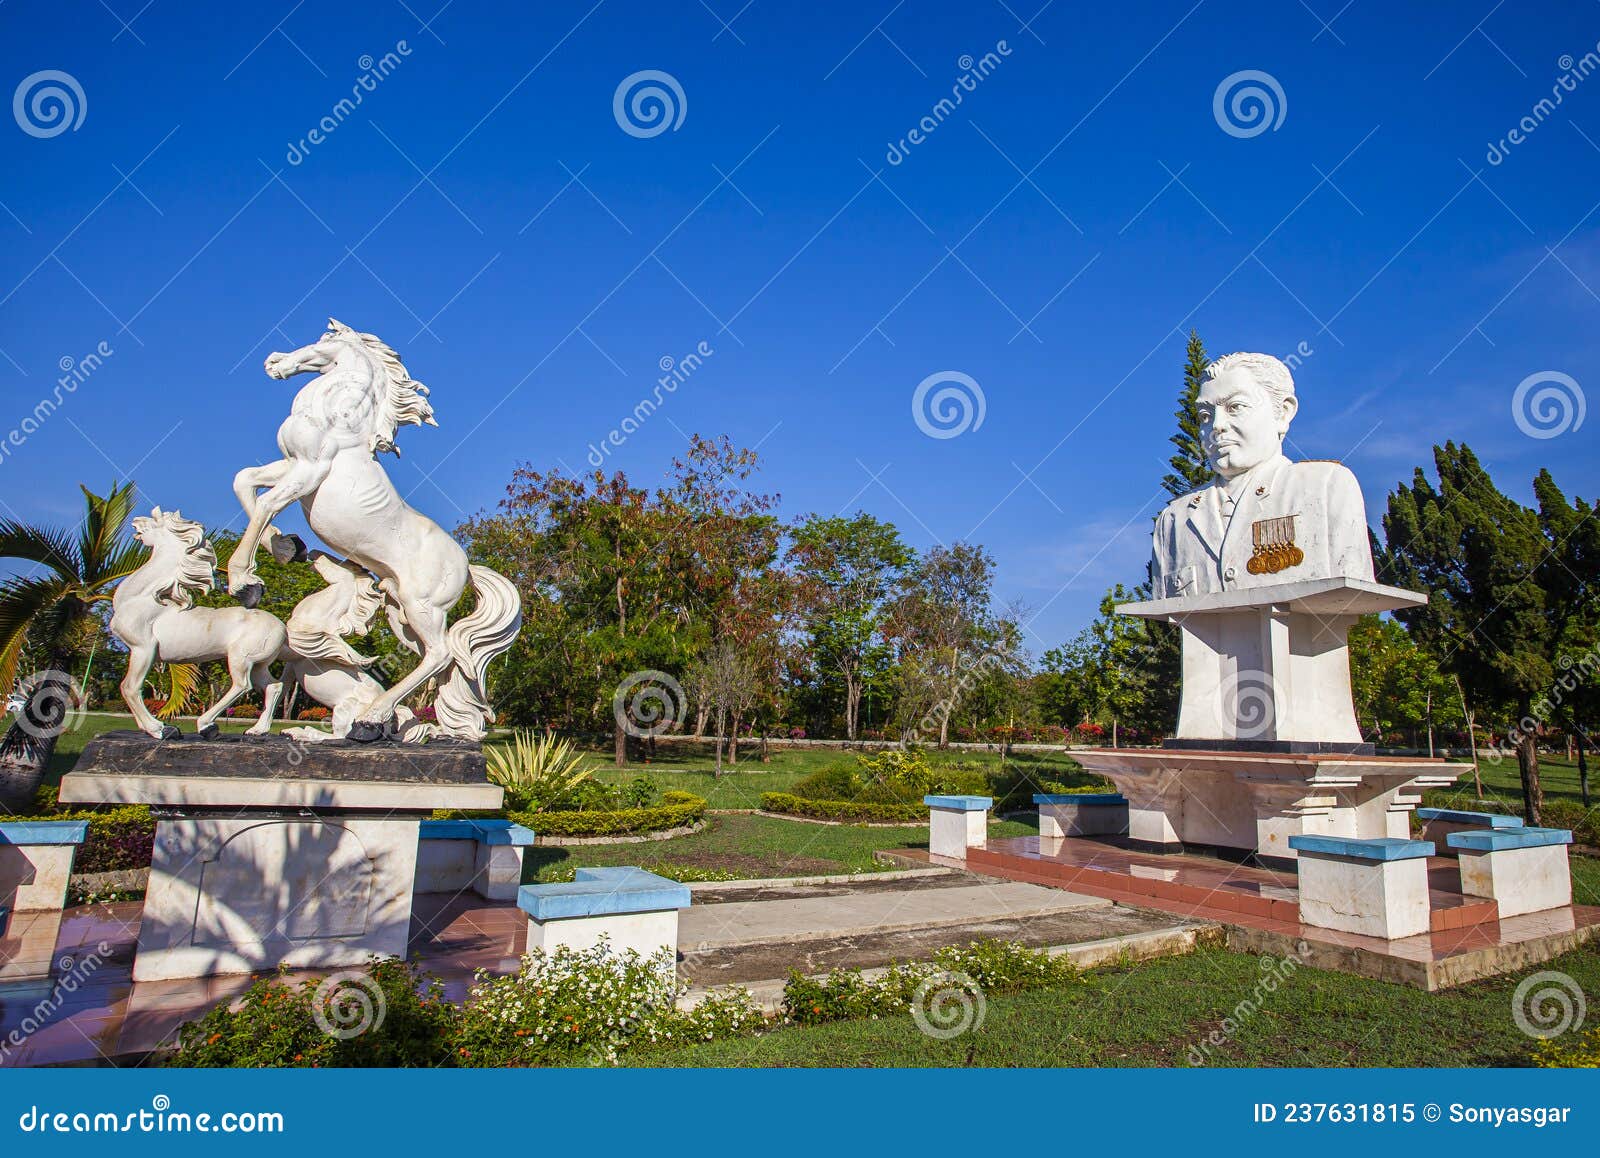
[925,795,992,860]
[1072,748,1463,862]
[59,736,503,981]
[1290,835,1434,940]
[1120,577,1428,747]
[1449,828,1574,918]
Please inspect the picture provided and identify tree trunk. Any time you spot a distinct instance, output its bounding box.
[1565,714,1590,809]
[714,708,726,778]
[693,705,708,739]
[845,673,860,741]
[1516,695,1544,825]
[0,666,74,810]
[729,713,740,767]
[614,717,627,768]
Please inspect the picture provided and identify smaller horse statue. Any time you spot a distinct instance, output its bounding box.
[113,508,286,740]
[279,552,433,743]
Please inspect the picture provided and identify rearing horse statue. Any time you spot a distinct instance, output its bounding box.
[228,318,521,742]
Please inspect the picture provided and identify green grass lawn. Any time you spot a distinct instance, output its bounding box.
[631,939,1600,1068]
[524,812,1039,882]
[1424,752,1595,812]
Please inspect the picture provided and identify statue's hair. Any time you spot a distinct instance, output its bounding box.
[286,553,385,667]
[144,509,216,608]
[1205,351,1296,409]
[325,318,436,452]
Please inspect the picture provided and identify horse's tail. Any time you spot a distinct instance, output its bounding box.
[433,565,522,740]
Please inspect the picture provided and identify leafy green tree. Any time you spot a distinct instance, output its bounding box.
[0,482,145,805]
[786,513,913,740]
[1346,615,1459,747]
[887,542,999,748]
[1376,444,1593,823]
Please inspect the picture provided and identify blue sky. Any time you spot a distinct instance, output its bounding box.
[1,0,1596,655]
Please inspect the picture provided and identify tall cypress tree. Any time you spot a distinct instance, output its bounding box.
[1162,330,1213,498]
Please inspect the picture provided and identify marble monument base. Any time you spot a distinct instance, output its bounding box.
[58,732,503,981]
[1071,747,1465,864]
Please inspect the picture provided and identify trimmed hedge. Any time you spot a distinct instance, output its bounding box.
[13,791,156,874]
[760,792,926,824]
[510,790,706,838]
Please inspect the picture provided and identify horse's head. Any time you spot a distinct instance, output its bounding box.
[131,508,218,607]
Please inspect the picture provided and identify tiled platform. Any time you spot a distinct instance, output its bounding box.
[911,835,1600,990]
[0,894,527,1068]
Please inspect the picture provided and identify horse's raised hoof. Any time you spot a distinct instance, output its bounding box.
[233,582,264,609]
[346,720,388,744]
[159,725,182,741]
[198,723,220,740]
[270,533,308,565]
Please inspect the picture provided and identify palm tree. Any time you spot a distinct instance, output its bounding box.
[0,482,145,808]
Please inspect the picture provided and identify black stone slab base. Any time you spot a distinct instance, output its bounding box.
[71,730,488,784]
[1162,737,1376,755]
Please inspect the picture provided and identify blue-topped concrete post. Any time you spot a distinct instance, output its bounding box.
[1448,827,1573,918]
[1034,793,1128,839]
[0,820,90,914]
[416,819,537,901]
[924,795,992,860]
[1415,807,1522,852]
[1288,834,1435,940]
[518,867,691,959]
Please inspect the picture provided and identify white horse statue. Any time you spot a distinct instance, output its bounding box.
[113,508,286,740]
[228,318,521,742]
[280,552,433,743]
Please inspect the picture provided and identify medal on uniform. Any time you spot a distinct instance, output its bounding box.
[1247,514,1303,575]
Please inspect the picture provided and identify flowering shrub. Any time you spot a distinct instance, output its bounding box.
[168,959,458,1068]
[1535,1025,1600,1068]
[452,941,761,1066]
[225,704,260,719]
[788,727,806,739]
[783,939,1081,1026]
[295,707,332,721]
[413,704,438,723]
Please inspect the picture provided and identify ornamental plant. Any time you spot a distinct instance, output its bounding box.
[451,940,761,1066]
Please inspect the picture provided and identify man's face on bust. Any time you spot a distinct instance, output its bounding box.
[1196,365,1295,479]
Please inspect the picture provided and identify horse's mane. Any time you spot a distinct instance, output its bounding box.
[332,321,437,452]
[149,513,216,608]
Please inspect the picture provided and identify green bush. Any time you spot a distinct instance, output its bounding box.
[760,792,926,823]
[1535,1024,1600,1068]
[454,942,761,1066]
[510,793,705,837]
[783,939,1081,1026]
[13,790,156,874]
[167,959,457,1067]
[1539,800,1599,847]
[168,943,762,1067]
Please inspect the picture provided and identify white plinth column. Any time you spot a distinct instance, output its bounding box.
[134,815,422,982]
[1455,844,1572,918]
[1290,837,1433,940]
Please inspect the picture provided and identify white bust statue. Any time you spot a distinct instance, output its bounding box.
[1150,352,1374,599]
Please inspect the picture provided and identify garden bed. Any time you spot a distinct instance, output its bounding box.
[759,792,926,824]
